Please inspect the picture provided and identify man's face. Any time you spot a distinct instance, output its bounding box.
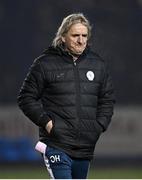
[62,23,88,55]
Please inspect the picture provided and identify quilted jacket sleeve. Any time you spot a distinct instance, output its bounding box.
[17,58,51,128]
[96,62,115,132]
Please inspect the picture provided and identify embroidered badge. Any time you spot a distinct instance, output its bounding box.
[50,155,61,163]
[86,71,95,81]
[57,73,65,79]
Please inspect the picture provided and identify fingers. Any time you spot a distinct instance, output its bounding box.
[45,120,53,134]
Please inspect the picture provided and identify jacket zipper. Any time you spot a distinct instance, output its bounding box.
[73,60,81,144]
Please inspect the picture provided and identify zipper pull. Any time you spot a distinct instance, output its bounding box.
[73,61,76,66]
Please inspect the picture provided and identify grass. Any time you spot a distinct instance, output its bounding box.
[0,166,142,179]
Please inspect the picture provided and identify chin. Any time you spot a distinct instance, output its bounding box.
[73,52,82,56]
[76,51,84,55]
[71,48,84,55]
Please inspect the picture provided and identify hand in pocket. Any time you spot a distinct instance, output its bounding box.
[45,120,53,134]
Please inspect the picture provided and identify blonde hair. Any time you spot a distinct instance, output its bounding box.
[52,13,92,47]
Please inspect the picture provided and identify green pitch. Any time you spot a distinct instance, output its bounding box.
[0,166,142,179]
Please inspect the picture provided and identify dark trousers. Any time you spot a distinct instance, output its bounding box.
[43,146,90,179]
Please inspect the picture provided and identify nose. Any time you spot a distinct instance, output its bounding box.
[77,35,83,44]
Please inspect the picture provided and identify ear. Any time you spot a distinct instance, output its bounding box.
[61,36,65,43]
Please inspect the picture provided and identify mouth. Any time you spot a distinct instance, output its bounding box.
[75,44,85,48]
[76,45,86,50]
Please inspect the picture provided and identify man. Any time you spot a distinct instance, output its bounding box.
[17,13,115,179]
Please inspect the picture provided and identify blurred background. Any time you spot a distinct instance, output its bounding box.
[0,0,142,178]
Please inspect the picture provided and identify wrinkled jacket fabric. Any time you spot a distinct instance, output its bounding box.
[17,46,115,159]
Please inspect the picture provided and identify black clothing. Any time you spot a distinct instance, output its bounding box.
[17,46,115,159]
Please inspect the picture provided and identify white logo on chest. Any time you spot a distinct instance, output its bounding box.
[86,71,95,81]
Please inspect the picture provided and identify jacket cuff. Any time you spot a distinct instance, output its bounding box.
[39,113,52,128]
[96,116,110,132]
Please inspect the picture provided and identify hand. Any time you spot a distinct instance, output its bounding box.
[45,120,53,134]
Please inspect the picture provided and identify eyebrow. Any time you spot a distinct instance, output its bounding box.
[71,33,88,36]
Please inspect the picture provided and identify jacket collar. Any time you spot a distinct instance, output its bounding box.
[42,45,90,64]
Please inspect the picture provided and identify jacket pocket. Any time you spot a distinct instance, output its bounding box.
[93,120,103,134]
[80,131,100,146]
[49,118,76,143]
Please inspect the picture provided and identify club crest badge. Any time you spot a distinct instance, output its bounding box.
[86,71,95,81]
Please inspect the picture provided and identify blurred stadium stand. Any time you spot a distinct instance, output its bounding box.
[0,138,41,163]
[0,106,41,163]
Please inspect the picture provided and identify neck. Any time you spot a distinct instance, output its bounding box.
[60,44,82,61]
[73,56,79,61]
[66,49,81,61]
[70,52,80,61]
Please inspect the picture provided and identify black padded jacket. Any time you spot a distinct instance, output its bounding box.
[17,46,115,159]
